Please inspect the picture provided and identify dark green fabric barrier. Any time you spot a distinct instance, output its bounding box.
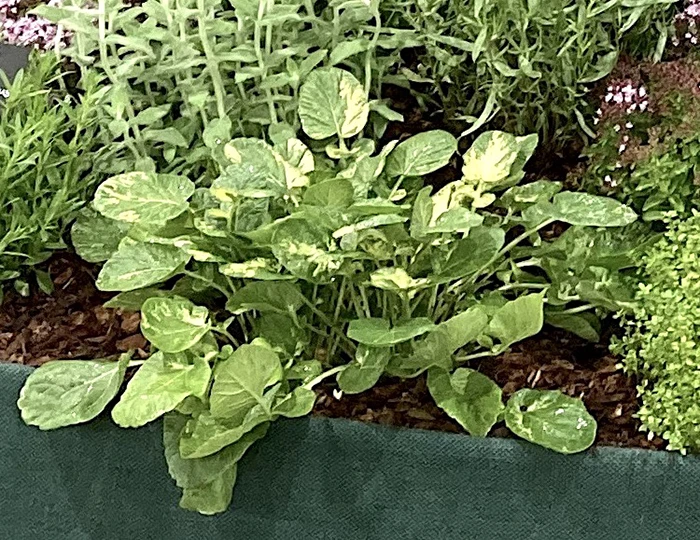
[1,363,699,539]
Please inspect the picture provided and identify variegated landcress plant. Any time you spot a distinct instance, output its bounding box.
[18,67,642,514]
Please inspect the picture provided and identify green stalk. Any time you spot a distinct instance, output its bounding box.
[197,0,227,119]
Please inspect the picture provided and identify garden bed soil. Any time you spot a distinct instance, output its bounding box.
[0,254,666,451]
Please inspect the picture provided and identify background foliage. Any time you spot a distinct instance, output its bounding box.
[614,212,700,453]
[0,53,106,299]
[380,0,676,144]
[35,0,418,184]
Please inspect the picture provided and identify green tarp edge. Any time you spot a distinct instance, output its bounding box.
[1,362,699,539]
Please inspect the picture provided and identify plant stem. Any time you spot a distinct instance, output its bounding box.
[304,365,346,390]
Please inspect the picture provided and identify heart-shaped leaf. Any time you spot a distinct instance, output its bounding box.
[211,138,287,200]
[97,241,190,292]
[298,68,369,140]
[347,317,436,346]
[209,345,283,420]
[504,389,596,454]
[337,345,391,394]
[140,296,211,353]
[427,367,504,437]
[71,207,129,263]
[488,293,545,349]
[385,130,458,177]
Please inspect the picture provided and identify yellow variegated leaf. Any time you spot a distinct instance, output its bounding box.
[461,131,519,186]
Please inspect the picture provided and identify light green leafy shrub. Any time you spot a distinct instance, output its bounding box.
[380,0,676,143]
[34,0,418,183]
[614,211,700,453]
[0,53,108,300]
[16,67,642,514]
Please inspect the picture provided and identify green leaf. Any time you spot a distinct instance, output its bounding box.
[369,267,424,292]
[547,193,638,227]
[385,130,458,177]
[219,258,291,281]
[337,345,391,394]
[179,406,271,459]
[545,312,600,342]
[96,241,190,291]
[433,226,505,281]
[504,389,597,454]
[112,352,211,428]
[428,208,484,234]
[18,354,129,430]
[500,180,562,210]
[211,139,287,199]
[347,318,436,347]
[210,345,283,420]
[140,296,211,353]
[164,414,268,515]
[488,293,545,349]
[437,306,490,352]
[427,367,504,437]
[103,288,169,311]
[272,219,335,278]
[93,172,194,227]
[71,207,129,263]
[226,281,303,315]
[272,386,317,417]
[303,178,354,207]
[298,68,369,140]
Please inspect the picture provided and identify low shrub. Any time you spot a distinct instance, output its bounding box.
[581,57,700,220]
[613,212,700,453]
[18,67,647,513]
[380,0,676,144]
[0,53,107,299]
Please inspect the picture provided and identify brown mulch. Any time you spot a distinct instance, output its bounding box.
[0,254,664,450]
[314,329,667,451]
[0,254,147,366]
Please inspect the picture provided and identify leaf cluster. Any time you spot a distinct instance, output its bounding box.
[380,0,675,144]
[614,211,700,454]
[34,0,419,183]
[18,66,640,514]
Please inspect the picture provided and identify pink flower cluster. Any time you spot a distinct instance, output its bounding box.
[674,0,700,46]
[0,0,69,50]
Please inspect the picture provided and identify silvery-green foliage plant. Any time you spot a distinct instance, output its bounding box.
[33,0,418,183]
[380,0,676,144]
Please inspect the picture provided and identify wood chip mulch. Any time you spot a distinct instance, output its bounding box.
[0,254,148,366]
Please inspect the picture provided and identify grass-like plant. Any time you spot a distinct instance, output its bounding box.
[380,0,676,144]
[0,53,107,299]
